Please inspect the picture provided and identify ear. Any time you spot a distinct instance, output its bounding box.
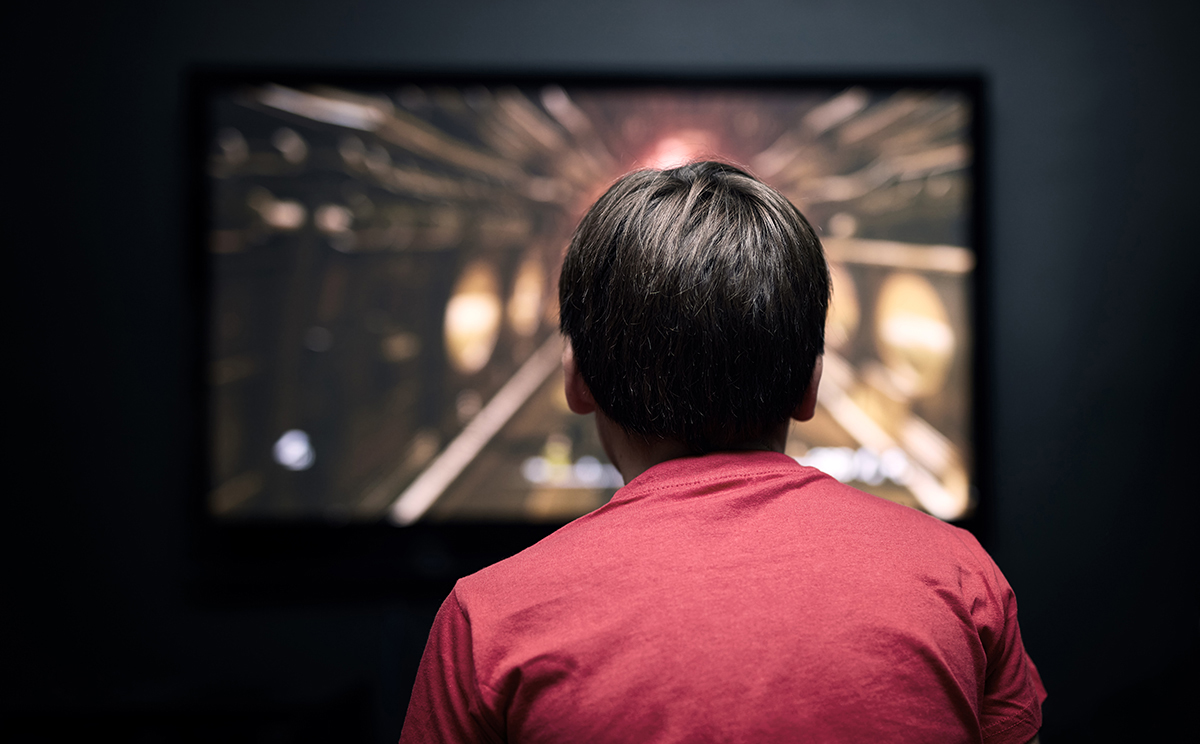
[562,340,597,415]
[791,355,823,423]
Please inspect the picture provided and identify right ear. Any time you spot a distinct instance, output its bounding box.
[563,340,597,415]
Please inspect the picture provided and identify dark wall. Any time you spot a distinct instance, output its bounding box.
[10,1,1197,741]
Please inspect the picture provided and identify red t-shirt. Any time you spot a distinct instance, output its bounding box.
[401,451,1045,743]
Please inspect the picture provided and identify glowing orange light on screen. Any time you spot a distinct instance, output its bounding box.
[638,130,718,169]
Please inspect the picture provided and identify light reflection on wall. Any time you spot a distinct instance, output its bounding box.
[507,254,546,338]
[875,272,955,399]
[445,262,503,374]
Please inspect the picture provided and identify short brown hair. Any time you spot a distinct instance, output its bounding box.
[559,161,829,452]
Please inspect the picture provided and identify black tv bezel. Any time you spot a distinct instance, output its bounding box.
[185,69,990,602]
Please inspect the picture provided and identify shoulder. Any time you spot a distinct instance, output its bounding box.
[457,451,982,598]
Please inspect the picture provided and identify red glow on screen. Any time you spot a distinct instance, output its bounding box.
[639,130,718,169]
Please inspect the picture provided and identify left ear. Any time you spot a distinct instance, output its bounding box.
[791,355,823,422]
[563,340,597,415]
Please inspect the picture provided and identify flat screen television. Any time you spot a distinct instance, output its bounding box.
[191,71,986,596]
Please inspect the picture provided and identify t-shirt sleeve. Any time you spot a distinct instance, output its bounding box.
[399,588,505,744]
[960,535,1048,744]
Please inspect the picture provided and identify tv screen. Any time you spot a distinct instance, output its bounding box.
[198,72,980,549]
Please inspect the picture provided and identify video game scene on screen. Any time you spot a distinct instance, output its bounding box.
[204,79,975,526]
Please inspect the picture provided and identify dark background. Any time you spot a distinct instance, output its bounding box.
[8,1,1197,741]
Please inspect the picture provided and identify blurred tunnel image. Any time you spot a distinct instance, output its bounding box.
[203,77,976,525]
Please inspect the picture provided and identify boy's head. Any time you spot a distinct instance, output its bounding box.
[559,161,830,453]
